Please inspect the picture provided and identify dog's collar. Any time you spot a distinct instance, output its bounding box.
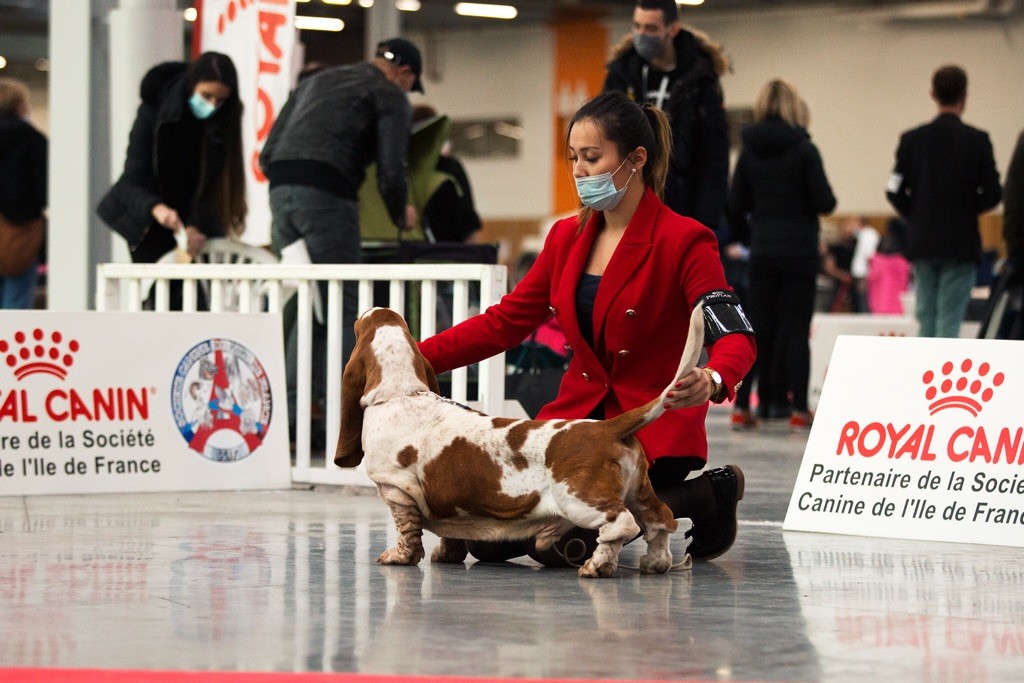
[427,392,475,413]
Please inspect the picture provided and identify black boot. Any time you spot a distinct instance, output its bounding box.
[466,540,528,563]
[651,463,745,562]
[686,465,745,561]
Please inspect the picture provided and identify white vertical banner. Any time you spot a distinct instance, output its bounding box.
[199,0,297,246]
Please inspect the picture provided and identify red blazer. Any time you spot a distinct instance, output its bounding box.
[419,188,756,462]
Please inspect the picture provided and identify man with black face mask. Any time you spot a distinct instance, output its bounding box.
[603,0,729,232]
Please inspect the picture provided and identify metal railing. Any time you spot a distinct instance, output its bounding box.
[96,262,508,487]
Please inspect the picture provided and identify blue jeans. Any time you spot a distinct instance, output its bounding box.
[0,262,39,309]
[913,259,975,338]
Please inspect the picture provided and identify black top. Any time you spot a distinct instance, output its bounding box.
[0,115,47,224]
[603,28,728,230]
[1004,131,1024,264]
[260,62,412,229]
[886,112,1002,262]
[727,117,836,260]
[423,154,481,243]
[575,273,602,349]
[96,61,230,263]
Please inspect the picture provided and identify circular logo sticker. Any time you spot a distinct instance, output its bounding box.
[171,339,272,462]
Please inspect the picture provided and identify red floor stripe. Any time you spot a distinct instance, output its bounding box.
[2,669,709,683]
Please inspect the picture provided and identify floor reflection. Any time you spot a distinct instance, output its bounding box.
[1,426,1022,682]
[785,531,1024,680]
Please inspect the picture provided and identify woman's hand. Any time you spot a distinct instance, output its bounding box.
[151,203,184,231]
[184,226,206,257]
[664,368,715,409]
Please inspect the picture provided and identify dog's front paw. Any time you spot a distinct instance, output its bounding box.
[639,551,672,574]
[578,557,617,578]
[378,546,424,565]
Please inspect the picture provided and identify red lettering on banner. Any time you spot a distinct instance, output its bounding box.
[250,2,291,182]
[44,388,149,422]
[970,426,992,463]
[836,421,937,461]
[995,428,1024,464]
[0,391,38,422]
[258,10,287,60]
[948,427,972,462]
[949,426,1024,465]
[255,88,274,140]
[251,151,267,182]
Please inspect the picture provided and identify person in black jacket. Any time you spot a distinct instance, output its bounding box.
[98,52,246,271]
[886,65,1002,338]
[260,37,422,262]
[727,79,836,431]
[0,78,47,309]
[602,0,729,231]
[1004,130,1024,269]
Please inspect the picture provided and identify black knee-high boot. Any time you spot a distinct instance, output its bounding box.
[650,459,745,562]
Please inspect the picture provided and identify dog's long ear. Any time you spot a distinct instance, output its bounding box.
[418,355,440,394]
[335,347,366,468]
[406,330,440,394]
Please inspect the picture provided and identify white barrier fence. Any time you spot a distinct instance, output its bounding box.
[95,262,508,487]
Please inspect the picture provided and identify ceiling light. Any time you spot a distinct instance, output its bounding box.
[322,0,351,5]
[677,0,705,5]
[455,2,517,19]
[359,0,373,7]
[183,7,197,21]
[0,56,7,70]
[396,0,420,10]
[294,16,345,31]
[35,58,49,72]
[295,0,311,3]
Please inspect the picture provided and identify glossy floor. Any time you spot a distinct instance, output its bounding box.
[1,408,1022,681]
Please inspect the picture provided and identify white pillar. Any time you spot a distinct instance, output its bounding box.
[107,0,182,263]
[48,0,95,311]
[365,0,402,58]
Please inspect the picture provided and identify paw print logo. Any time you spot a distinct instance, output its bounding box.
[922,359,1004,416]
[216,0,256,35]
[1,329,80,381]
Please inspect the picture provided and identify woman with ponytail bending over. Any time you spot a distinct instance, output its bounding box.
[419,91,756,566]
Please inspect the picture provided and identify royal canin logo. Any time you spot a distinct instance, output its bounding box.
[922,359,1004,417]
[0,329,150,423]
[1,328,79,381]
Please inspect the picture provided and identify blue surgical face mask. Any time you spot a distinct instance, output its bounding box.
[189,92,220,120]
[632,31,667,62]
[574,158,636,211]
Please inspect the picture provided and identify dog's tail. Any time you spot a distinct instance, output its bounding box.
[604,303,705,441]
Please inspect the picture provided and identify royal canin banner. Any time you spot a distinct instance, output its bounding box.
[197,0,297,246]
[0,312,290,495]
[785,335,1024,548]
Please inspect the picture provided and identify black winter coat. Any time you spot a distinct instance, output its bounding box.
[259,62,411,229]
[1004,131,1024,265]
[0,115,47,224]
[603,29,729,230]
[727,117,836,260]
[98,62,230,264]
[886,113,1002,262]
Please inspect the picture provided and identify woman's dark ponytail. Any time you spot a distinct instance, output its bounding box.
[641,103,672,200]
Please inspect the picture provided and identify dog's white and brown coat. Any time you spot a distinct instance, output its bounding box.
[336,306,705,577]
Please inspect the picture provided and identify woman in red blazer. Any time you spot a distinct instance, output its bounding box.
[420,92,756,565]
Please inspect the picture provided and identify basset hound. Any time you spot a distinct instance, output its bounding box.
[336,305,705,578]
